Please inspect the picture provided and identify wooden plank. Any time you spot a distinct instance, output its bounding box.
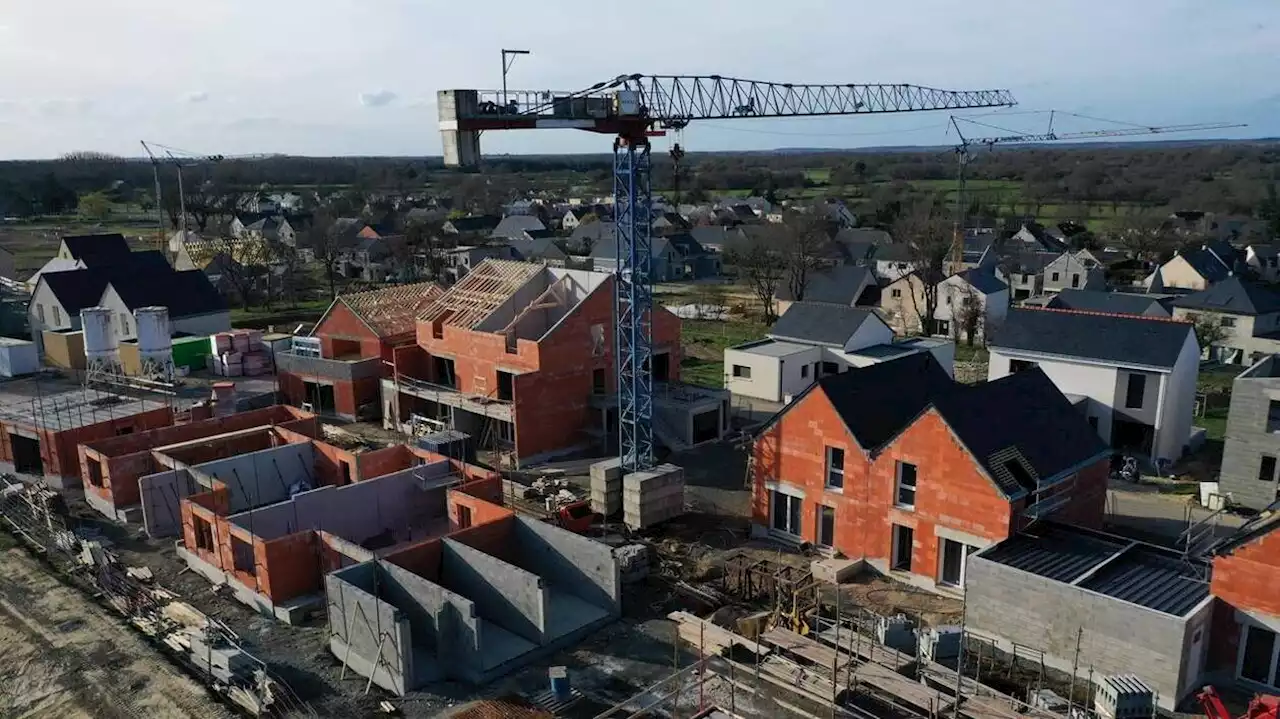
[667,611,769,656]
[761,628,850,670]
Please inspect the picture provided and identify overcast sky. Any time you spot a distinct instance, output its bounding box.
[0,0,1276,159]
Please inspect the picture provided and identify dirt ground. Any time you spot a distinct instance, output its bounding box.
[0,543,232,719]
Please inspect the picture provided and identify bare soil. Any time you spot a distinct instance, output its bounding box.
[0,546,232,719]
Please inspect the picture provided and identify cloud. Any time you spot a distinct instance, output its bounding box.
[358,90,397,108]
[38,98,93,117]
[184,91,209,103]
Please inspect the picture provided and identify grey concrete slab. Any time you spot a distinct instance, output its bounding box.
[441,538,547,645]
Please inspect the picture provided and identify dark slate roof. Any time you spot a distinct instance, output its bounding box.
[1172,277,1280,316]
[664,232,707,257]
[41,251,173,314]
[490,215,546,239]
[932,368,1109,495]
[992,308,1192,369]
[446,215,501,233]
[569,220,614,248]
[1177,248,1232,283]
[109,269,227,318]
[999,251,1057,275]
[797,356,1104,495]
[61,233,130,263]
[957,268,1007,295]
[1049,289,1170,317]
[777,265,871,304]
[872,243,914,263]
[818,353,956,451]
[768,303,879,346]
[1204,239,1243,268]
[979,522,1209,616]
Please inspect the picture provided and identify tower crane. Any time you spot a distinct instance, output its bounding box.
[438,73,1016,473]
[946,112,1247,266]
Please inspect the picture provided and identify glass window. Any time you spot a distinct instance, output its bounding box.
[826,447,845,489]
[896,461,918,508]
[1125,374,1146,409]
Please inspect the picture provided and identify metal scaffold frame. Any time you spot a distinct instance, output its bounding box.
[614,134,654,473]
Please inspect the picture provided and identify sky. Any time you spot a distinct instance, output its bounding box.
[0,0,1277,160]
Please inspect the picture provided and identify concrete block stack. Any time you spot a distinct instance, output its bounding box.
[623,464,685,530]
[614,543,650,584]
[589,458,623,516]
[209,330,271,377]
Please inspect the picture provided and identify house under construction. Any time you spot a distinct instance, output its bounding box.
[382,260,727,466]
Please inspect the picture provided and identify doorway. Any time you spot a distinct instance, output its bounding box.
[303,381,336,415]
[892,524,914,572]
[770,490,802,536]
[10,434,42,475]
[652,352,670,382]
[939,539,973,587]
[817,505,835,548]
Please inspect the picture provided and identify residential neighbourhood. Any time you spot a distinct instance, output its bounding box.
[4,153,1280,719]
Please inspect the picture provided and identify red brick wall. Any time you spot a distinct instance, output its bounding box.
[1212,530,1280,619]
[259,532,322,603]
[315,302,382,360]
[383,538,443,581]
[752,394,1014,583]
[414,276,683,462]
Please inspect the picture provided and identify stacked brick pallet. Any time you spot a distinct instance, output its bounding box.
[623,464,685,530]
[208,330,271,377]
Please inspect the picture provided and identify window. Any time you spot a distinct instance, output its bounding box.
[891,288,902,298]
[1009,359,1036,373]
[731,365,751,379]
[457,504,473,529]
[119,313,130,335]
[592,368,606,395]
[496,371,514,402]
[935,320,950,336]
[895,461,917,508]
[822,361,839,376]
[825,447,845,489]
[770,490,802,536]
[1125,374,1147,409]
[1268,401,1280,433]
[1051,272,1060,282]
[231,536,256,575]
[193,517,214,552]
[1221,316,1237,328]
[36,304,45,323]
[1260,456,1277,483]
[87,459,104,488]
[817,506,835,548]
[1070,274,1080,288]
[801,364,809,379]
[52,306,61,325]
[1240,625,1277,684]
[892,524,914,571]
[944,294,952,306]
[939,539,976,587]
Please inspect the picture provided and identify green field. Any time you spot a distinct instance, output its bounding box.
[680,318,767,387]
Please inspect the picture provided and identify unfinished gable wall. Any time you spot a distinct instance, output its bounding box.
[510,516,620,612]
[314,301,383,359]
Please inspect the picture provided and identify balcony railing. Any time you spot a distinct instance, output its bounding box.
[275,350,383,381]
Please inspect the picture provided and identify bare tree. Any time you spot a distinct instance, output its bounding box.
[782,214,835,303]
[730,228,787,323]
[203,236,273,310]
[304,210,345,300]
[1116,209,1177,262]
[952,282,985,347]
[1190,313,1228,357]
[405,220,447,281]
[894,199,952,336]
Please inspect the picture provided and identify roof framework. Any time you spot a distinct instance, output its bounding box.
[419,260,542,329]
[342,282,443,337]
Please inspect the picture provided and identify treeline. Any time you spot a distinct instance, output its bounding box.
[3,141,1280,220]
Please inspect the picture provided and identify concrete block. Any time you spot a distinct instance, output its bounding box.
[590,458,623,484]
[811,557,863,585]
[623,464,684,493]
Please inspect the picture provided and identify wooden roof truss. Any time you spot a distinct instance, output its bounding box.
[418,260,542,329]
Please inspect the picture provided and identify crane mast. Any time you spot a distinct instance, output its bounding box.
[440,73,1016,474]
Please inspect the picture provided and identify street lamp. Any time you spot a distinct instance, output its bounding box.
[501,49,530,108]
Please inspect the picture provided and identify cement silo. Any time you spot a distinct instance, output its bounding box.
[134,306,173,380]
[81,307,119,380]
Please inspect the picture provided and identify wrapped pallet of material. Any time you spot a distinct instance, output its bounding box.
[0,338,39,377]
[211,332,232,355]
[231,331,251,354]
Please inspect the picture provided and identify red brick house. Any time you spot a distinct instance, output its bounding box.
[277,282,442,420]
[751,353,1110,593]
[389,259,726,467]
[1209,512,1280,693]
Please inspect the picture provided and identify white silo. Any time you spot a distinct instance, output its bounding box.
[134,306,173,380]
[80,307,120,380]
